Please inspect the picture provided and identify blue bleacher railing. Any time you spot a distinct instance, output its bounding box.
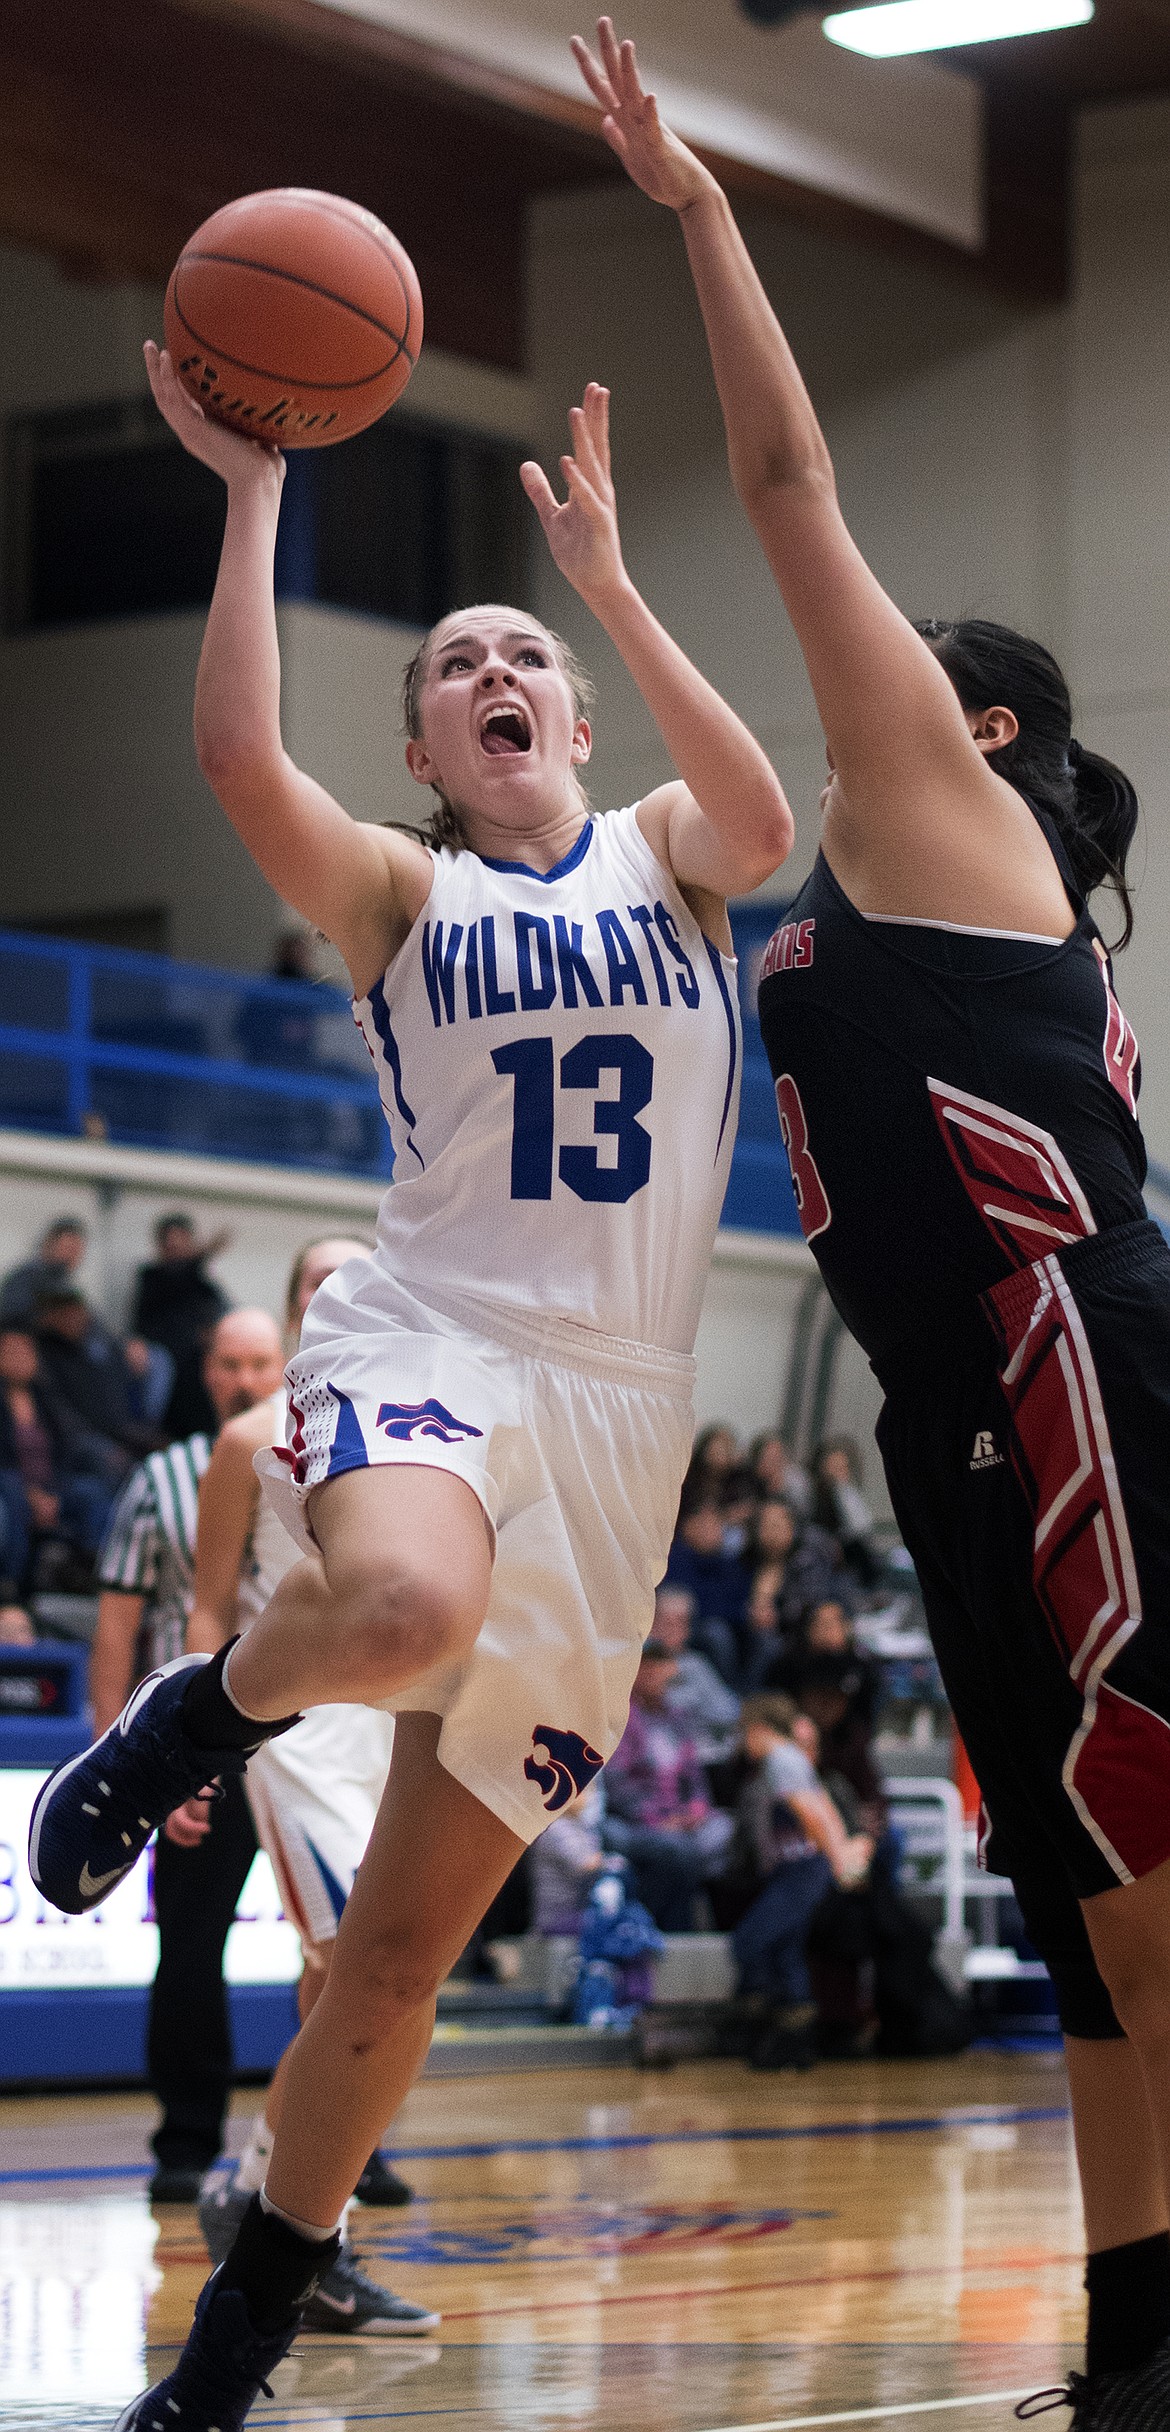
[0,912,804,1232]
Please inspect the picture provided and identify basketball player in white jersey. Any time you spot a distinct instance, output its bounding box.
[179,1238,436,2336]
[33,353,794,2428]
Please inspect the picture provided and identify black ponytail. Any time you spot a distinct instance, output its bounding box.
[914,618,1140,949]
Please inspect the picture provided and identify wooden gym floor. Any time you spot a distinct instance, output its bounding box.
[0,2048,1084,2431]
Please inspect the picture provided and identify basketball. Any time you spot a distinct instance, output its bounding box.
[163,188,422,448]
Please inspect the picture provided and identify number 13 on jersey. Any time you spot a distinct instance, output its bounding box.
[493,1032,654,1205]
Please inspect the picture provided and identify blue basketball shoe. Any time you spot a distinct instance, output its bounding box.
[29,1655,245,1915]
[112,2269,302,2429]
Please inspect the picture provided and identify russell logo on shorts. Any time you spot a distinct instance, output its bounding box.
[376,1398,484,1445]
[525,1726,605,1813]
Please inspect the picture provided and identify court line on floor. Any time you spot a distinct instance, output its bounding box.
[439,2250,1084,2324]
[692,2393,1040,2432]
[0,2106,1069,2186]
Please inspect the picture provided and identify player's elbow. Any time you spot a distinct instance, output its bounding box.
[737,789,796,890]
[195,725,282,810]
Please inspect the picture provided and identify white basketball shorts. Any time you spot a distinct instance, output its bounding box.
[256,1263,695,1845]
[245,1705,396,1965]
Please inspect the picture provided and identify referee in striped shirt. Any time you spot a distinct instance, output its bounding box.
[90,1308,286,2203]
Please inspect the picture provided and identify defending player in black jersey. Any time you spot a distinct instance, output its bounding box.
[577,20,1170,2429]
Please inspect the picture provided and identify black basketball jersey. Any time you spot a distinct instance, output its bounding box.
[755,813,1147,1380]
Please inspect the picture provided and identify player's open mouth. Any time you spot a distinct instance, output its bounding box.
[479,704,532,756]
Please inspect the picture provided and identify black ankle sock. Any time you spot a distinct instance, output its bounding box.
[1085,2232,1170,2379]
[181,1640,300,1755]
[219,2194,340,2334]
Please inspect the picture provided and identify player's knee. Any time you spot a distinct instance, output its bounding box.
[339,1555,480,1682]
[1089,1942,1170,2053]
[333,1932,445,2052]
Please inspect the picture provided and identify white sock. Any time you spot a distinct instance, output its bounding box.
[259,2183,343,2243]
[235,2121,274,2196]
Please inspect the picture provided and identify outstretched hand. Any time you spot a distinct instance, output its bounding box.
[520,383,627,609]
[143,341,284,490]
[571,17,714,214]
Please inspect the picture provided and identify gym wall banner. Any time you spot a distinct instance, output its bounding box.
[0,1769,301,1992]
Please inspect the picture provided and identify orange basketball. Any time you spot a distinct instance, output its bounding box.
[164,189,423,449]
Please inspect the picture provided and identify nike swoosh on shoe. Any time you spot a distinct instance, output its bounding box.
[78,1861,128,1901]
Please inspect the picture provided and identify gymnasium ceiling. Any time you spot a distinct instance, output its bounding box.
[0,0,1167,367]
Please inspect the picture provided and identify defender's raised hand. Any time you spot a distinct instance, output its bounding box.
[520,383,627,610]
[571,17,714,214]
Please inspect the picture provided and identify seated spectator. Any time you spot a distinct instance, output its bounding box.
[681,1424,755,1531]
[652,1583,742,1764]
[768,1598,885,1835]
[0,1325,113,1592]
[234,929,319,1067]
[0,1216,89,1328]
[529,1781,610,1935]
[34,1287,161,1472]
[602,1640,734,1930]
[132,1215,232,1438]
[664,1500,749,1683]
[733,1499,842,1693]
[728,1693,873,2069]
[0,1590,36,1645]
[749,1429,813,1522]
[811,1437,885,1590]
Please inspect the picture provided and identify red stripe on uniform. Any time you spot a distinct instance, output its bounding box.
[986,1253,1170,1883]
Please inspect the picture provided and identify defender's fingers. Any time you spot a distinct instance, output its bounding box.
[571,33,617,111]
[569,400,605,486]
[519,460,562,527]
[617,34,647,107]
[597,16,626,91]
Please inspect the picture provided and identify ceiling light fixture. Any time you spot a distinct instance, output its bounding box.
[823,0,1093,56]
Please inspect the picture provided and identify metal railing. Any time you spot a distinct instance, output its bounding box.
[0,915,804,1227]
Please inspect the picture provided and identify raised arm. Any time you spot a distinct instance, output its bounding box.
[572,23,1074,934]
[144,345,432,997]
[522,383,792,902]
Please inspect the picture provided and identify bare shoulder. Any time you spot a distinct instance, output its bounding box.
[342,822,435,998]
[635,782,734,951]
[633,781,689,870]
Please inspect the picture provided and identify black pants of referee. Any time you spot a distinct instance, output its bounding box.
[148,1771,258,2172]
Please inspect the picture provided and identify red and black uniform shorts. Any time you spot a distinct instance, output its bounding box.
[876,1220,1170,2025]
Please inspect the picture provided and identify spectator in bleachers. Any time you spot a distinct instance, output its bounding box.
[769,1596,885,1835]
[811,1436,886,1591]
[0,1215,89,1328]
[602,1639,734,1929]
[651,1582,742,1763]
[0,1587,36,1645]
[748,1428,813,1521]
[728,1692,873,2069]
[234,929,319,1068]
[34,1285,160,1473]
[0,1324,113,1592]
[681,1424,755,1531]
[732,1498,842,1693]
[529,1782,610,1935]
[664,1498,750,1683]
[132,1214,232,1438]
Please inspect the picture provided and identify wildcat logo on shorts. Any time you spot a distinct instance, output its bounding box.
[524,1725,605,1813]
[376,1398,484,1444]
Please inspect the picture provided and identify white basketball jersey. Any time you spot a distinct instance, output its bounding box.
[354,805,741,1354]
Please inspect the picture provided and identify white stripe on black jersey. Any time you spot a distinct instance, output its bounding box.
[97,1432,211,1671]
